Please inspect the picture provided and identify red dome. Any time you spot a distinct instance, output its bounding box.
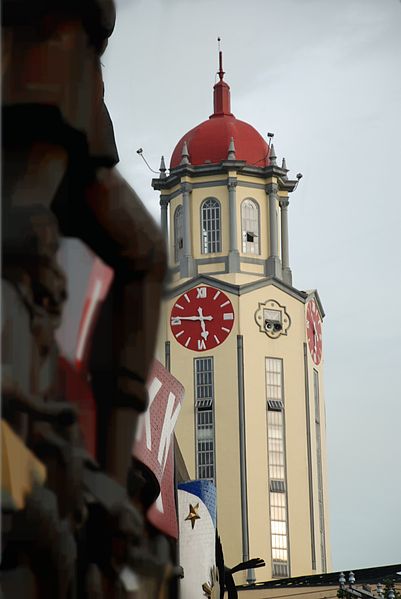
[170,59,270,169]
[170,114,270,169]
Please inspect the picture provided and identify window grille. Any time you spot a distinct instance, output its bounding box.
[270,479,286,493]
[195,398,213,409]
[201,198,221,253]
[195,357,213,400]
[196,409,214,480]
[195,358,215,482]
[265,357,283,402]
[266,357,290,578]
[272,562,289,578]
[241,199,260,254]
[267,410,285,481]
[174,205,184,263]
[270,491,288,567]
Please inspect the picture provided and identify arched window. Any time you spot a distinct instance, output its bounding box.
[241,198,260,254]
[201,198,221,254]
[174,205,184,263]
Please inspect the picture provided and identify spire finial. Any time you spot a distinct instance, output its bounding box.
[269,143,277,166]
[217,37,224,81]
[212,38,232,117]
[159,155,166,178]
[281,157,288,178]
[180,141,190,166]
[227,137,236,160]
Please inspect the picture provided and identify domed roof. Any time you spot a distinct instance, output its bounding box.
[170,54,270,169]
[170,115,270,169]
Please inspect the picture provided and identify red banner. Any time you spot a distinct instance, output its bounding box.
[133,360,184,539]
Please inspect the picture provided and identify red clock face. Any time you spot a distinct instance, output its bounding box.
[170,285,235,352]
[306,300,322,365]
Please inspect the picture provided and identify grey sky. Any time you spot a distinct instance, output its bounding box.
[103,0,401,571]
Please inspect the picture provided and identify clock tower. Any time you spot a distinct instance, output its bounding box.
[152,52,331,583]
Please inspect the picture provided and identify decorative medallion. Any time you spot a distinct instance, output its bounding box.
[170,285,234,351]
[306,299,322,365]
[254,300,290,339]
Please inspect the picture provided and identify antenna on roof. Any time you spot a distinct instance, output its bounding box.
[217,37,224,81]
[136,148,159,174]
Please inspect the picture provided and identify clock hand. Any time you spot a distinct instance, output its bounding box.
[197,307,214,322]
[198,307,209,339]
[172,315,213,321]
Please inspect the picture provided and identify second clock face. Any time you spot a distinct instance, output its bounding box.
[170,285,235,352]
[306,299,322,365]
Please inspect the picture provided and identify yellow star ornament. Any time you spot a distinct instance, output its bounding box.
[185,502,201,529]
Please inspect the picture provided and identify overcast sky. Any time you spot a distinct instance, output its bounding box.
[102,0,401,572]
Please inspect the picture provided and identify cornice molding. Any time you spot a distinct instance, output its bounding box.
[152,163,298,192]
[304,289,325,319]
[164,273,309,304]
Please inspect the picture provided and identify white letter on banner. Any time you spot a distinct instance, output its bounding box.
[157,392,181,472]
[155,492,164,514]
[135,376,162,450]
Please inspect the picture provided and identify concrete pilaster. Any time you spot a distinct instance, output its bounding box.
[180,181,194,277]
[265,182,282,278]
[280,198,292,285]
[228,177,240,272]
[160,198,168,240]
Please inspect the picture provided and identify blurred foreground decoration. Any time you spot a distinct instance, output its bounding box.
[1,1,174,597]
[178,481,217,598]
[1,419,47,511]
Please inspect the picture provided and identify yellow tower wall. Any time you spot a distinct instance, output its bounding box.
[156,291,244,570]
[154,168,331,583]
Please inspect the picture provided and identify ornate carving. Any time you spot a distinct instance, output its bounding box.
[266,182,279,195]
[227,177,238,191]
[254,299,291,339]
[180,181,193,194]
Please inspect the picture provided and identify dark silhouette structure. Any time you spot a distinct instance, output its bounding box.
[1,2,176,597]
[215,534,265,599]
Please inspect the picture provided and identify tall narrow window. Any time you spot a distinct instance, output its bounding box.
[266,357,289,578]
[195,357,215,482]
[241,199,260,254]
[314,370,327,573]
[174,205,184,263]
[201,198,221,253]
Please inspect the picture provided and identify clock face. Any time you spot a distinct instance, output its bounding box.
[306,299,322,365]
[170,285,235,352]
